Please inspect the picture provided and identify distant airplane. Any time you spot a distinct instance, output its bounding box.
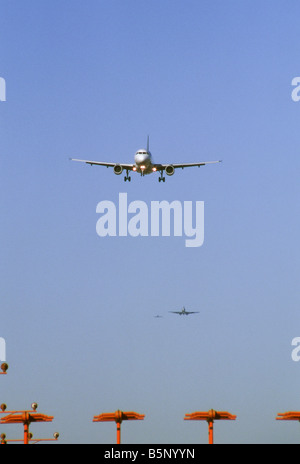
[169,307,199,316]
[154,315,163,318]
[70,137,221,182]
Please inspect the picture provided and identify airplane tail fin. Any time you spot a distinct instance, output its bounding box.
[147,135,150,153]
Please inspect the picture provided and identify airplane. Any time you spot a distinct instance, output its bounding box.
[154,315,163,318]
[169,306,199,316]
[70,137,221,182]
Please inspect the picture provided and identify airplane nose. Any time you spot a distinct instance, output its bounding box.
[135,154,148,164]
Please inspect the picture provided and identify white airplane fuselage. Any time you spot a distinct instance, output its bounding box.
[134,149,155,175]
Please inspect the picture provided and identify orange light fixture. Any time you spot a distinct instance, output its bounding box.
[184,409,237,444]
[0,403,58,444]
[93,410,145,444]
[0,364,8,375]
[276,411,300,421]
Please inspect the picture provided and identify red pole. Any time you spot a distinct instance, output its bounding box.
[208,420,214,444]
[24,422,29,445]
[116,422,121,444]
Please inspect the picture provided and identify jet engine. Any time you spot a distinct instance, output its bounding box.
[165,165,175,176]
[113,164,123,175]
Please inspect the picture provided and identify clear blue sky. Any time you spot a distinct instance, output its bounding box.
[1,0,300,444]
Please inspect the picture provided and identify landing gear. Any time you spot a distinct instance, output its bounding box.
[159,171,165,182]
[124,170,131,182]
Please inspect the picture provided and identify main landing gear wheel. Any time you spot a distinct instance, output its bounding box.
[124,170,131,182]
[159,170,166,182]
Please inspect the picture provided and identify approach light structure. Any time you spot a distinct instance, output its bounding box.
[93,410,145,444]
[184,409,237,444]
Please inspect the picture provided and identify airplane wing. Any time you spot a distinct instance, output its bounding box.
[154,160,221,170]
[70,159,135,170]
[169,310,199,315]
